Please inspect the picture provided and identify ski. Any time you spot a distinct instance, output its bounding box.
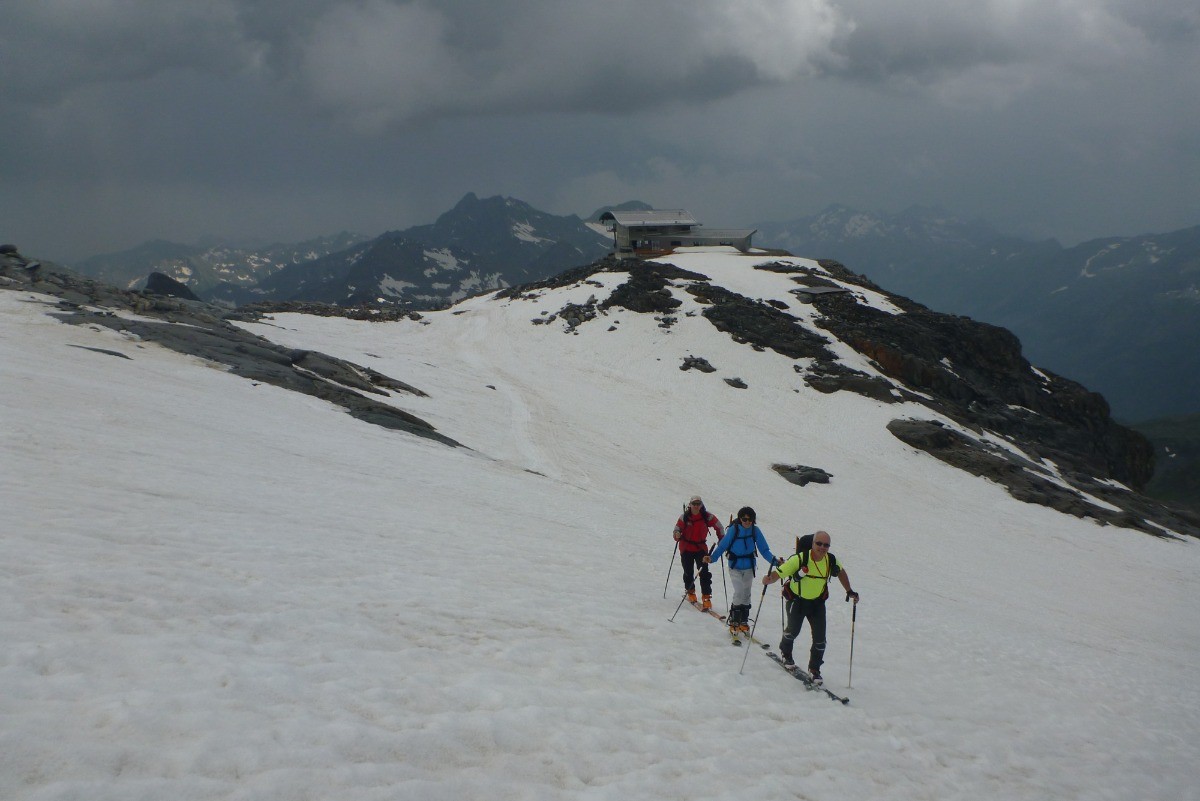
[765,652,850,705]
[739,627,771,650]
[689,600,726,622]
[729,629,743,646]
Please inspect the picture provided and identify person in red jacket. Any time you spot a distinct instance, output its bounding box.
[672,495,722,611]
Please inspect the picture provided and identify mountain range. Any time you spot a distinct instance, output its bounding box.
[63,198,1199,427]
[70,232,371,300]
[71,193,610,310]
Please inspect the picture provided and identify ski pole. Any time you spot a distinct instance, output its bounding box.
[739,583,769,675]
[668,591,689,623]
[717,546,728,615]
[847,596,858,688]
[720,556,728,615]
[719,516,731,614]
[662,541,678,599]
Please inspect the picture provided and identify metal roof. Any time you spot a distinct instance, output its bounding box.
[598,210,699,227]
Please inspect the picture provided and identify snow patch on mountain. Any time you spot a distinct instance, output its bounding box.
[378,276,417,297]
[512,221,551,244]
[424,247,464,273]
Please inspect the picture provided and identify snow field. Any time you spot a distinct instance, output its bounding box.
[3,256,1199,801]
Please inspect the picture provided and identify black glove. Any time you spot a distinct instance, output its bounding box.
[846,591,859,602]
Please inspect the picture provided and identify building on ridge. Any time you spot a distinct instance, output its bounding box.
[598,209,756,256]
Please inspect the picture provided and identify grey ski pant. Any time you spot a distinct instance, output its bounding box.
[729,566,754,608]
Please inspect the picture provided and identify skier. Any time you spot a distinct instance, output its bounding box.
[704,506,778,637]
[672,496,722,611]
[761,530,858,684]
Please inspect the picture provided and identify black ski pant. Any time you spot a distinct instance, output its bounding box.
[780,595,827,672]
[680,551,713,596]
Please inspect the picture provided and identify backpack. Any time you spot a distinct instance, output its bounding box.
[677,505,716,545]
[723,517,759,572]
[784,534,839,601]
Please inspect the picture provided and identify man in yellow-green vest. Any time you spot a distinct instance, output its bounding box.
[762,530,858,684]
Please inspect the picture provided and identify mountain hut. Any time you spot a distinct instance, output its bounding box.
[598,209,756,256]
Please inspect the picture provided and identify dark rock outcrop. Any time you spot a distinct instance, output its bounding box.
[887,419,1197,538]
[748,258,1154,492]
[800,360,898,403]
[772,464,833,486]
[680,356,717,373]
[804,261,1152,489]
[687,283,836,362]
[144,271,200,300]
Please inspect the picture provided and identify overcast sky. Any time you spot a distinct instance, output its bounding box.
[2,0,1198,262]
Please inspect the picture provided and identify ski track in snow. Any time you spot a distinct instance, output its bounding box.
[3,253,1200,801]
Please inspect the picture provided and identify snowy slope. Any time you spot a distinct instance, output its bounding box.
[3,249,1199,801]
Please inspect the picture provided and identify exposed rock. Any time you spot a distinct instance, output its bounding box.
[772,464,833,486]
[556,300,599,331]
[685,282,836,361]
[144,271,200,301]
[887,419,1198,538]
[800,360,898,403]
[67,344,133,360]
[810,277,1153,489]
[724,377,748,389]
[680,356,717,373]
[602,266,687,315]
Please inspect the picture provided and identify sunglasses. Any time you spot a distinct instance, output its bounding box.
[739,516,753,522]
[690,501,702,506]
[813,541,830,548]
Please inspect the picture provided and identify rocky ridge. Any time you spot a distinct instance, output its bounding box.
[0,246,458,446]
[498,253,1197,539]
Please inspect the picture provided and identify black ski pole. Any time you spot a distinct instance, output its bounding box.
[847,595,858,688]
[718,516,731,614]
[714,529,727,615]
[662,541,678,599]
[739,583,769,675]
[668,590,689,623]
[719,554,728,615]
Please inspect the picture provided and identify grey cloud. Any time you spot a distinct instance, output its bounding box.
[1,0,1196,261]
[828,0,1198,86]
[5,0,1197,121]
[281,0,853,129]
[2,0,852,123]
[0,1,262,104]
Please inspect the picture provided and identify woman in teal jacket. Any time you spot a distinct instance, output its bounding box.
[705,506,778,635]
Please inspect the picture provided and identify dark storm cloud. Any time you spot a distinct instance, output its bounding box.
[8,1,1194,120]
[1,2,261,103]
[1,0,1197,259]
[2,1,854,126]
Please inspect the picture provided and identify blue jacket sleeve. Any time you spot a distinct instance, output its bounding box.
[755,527,777,566]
